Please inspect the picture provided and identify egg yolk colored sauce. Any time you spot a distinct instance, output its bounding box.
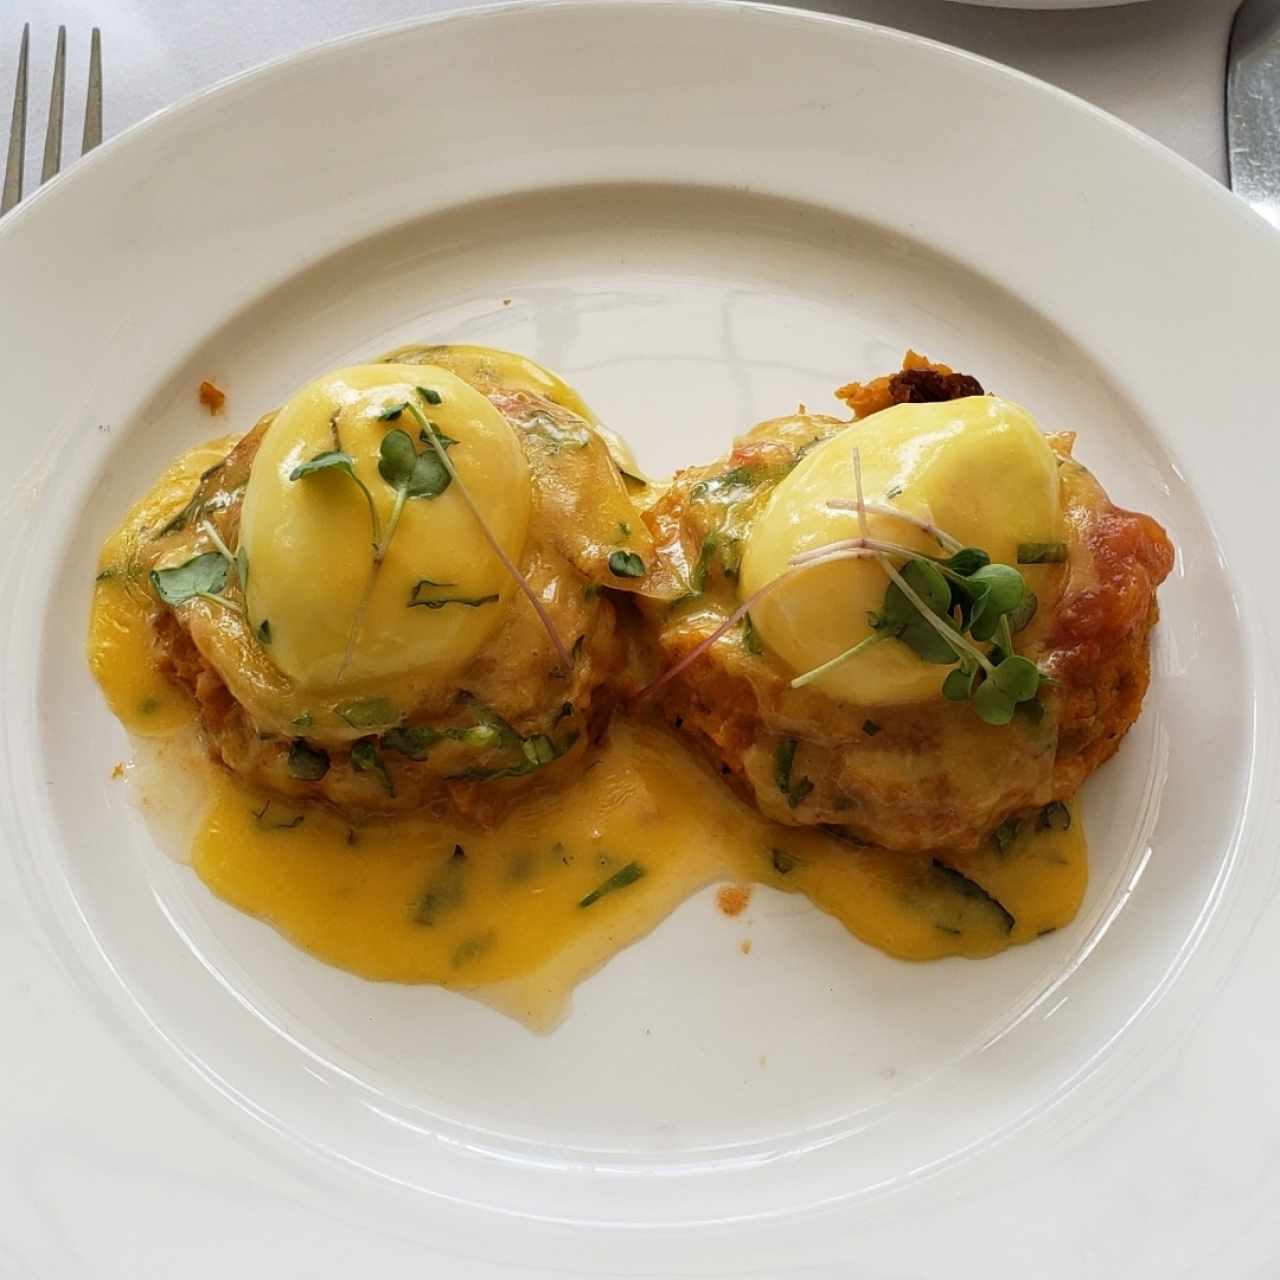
[90,396,1088,1033]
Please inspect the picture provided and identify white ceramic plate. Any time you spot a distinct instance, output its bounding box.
[1,2,1276,1274]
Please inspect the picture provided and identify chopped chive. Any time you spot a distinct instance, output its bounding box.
[1016,541,1068,565]
[578,861,645,908]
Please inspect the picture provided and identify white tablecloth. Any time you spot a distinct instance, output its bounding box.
[1,0,1240,185]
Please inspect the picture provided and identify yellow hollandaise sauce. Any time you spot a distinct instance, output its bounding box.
[90,440,226,736]
[741,396,1062,705]
[90,549,1085,1032]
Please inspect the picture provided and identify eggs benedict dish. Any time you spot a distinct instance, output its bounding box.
[637,353,1174,853]
[98,346,651,826]
[88,346,1172,1026]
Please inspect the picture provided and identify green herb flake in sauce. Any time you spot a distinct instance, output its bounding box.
[608,550,645,579]
[351,740,394,796]
[286,739,330,781]
[1016,541,1068,565]
[1038,800,1072,832]
[414,844,466,925]
[578,861,646,908]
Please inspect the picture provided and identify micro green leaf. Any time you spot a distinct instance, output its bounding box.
[880,558,951,629]
[938,547,990,576]
[290,448,382,552]
[417,386,443,406]
[256,619,272,645]
[991,655,1041,702]
[1009,590,1038,633]
[290,449,357,482]
[967,563,1025,615]
[974,679,1016,726]
[942,668,972,701]
[149,552,228,606]
[377,401,409,422]
[899,613,962,663]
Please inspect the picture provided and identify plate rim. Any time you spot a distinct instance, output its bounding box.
[0,0,1276,1271]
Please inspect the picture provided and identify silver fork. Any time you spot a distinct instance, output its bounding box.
[2,23,102,216]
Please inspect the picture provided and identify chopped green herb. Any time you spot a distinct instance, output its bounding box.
[741,611,763,656]
[290,711,313,730]
[140,697,160,716]
[770,848,799,875]
[351,740,394,795]
[418,386,443,406]
[1038,800,1072,832]
[691,533,718,594]
[578,861,645,908]
[287,739,330,781]
[449,730,579,782]
[862,719,881,736]
[381,725,440,759]
[929,859,1015,934]
[522,409,591,451]
[377,401,409,421]
[451,931,495,968]
[618,520,632,539]
[256,619,272,645]
[408,580,500,611]
[338,698,398,729]
[583,583,601,601]
[608,550,645,578]
[885,484,903,499]
[1017,541,1068,565]
[414,844,466,924]
[252,800,304,831]
[991,816,1021,854]
[689,464,768,502]
[774,738,814,810]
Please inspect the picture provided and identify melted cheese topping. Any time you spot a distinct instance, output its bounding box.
[238,363,530,691]
[740,397,1061,705]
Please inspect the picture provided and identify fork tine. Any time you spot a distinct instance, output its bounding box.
[81,28,102,155]
[2,23,30,214]
[41,26,66,183]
